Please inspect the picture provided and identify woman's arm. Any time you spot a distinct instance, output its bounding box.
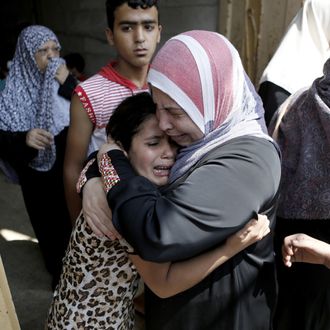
[105,139,281,262]
[130,216,270,298]
[56,63,77,101]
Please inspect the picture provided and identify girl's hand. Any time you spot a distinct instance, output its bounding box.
[226,214,270,251]
[82,177,121,240]
[97,138,125,164]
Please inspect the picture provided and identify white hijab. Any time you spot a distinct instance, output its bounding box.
[259,0,330,94]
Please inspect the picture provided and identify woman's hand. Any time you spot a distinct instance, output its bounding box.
[97,138,124,164]
[82,177,121,240]
[55,64,69,85]
[226,214,270,251]
[26,128,53,150]
[282,233,330,268]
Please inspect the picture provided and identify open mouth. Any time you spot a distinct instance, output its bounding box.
[153,165,172,176]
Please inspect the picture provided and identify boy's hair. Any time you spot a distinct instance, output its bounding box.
[106,92,156,152]
[106,0,159,30]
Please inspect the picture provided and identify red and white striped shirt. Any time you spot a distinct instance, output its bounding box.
[75,62,149,155]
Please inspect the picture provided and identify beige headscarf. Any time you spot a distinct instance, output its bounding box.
[259,0,330,94]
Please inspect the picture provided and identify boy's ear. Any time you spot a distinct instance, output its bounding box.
[105,28,114,46]
[157,25,162,44]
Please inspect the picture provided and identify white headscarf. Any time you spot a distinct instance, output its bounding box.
[148,30,277,182]
[259,0,330,94]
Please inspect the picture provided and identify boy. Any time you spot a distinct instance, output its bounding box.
[64,0,161,222]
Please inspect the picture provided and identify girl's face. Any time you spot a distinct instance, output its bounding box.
[128,115,177,186]
[151,86,204,147]
[34,40,60,72]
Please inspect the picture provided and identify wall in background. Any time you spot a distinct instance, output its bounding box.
[0,0,307,85]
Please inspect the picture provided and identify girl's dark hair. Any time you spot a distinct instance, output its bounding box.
[106,92,156,152]
[106,0,159,30]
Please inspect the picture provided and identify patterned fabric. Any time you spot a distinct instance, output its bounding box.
[99,153,120,193]
[76,158,96,194]
[270,57,330,219]
[259,0,330,94]
[46,212,139,329]
[0,25,70,171]
[148,30,277,182]
[74,62,149,156]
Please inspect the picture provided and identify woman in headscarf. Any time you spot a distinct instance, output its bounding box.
[269,57,330,330]
[0,25,75,289]
[83,30,281,330]
[258,0,330,126]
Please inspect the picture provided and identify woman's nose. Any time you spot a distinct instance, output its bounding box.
[47,50,57,58]
[157,109,173,132]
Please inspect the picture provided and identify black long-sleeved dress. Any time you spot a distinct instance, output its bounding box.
[104,136,281,330]
[0,75,77,288]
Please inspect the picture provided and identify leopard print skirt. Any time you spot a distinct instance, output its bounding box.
[46,213,139,329]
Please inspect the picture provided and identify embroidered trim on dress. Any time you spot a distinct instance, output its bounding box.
[76,158,96,194]
[99,153,120,193]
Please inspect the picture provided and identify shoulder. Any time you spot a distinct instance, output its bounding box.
[203,137,280,167]
[184,137,281,192]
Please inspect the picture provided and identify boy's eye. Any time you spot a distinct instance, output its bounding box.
[121,25,133,32]
[144,24,155,31]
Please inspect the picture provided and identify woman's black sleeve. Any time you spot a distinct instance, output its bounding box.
[0,130,37,165]
[58,74,77,101]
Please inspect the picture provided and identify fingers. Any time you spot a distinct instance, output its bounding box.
[26,128,53,149]
[84,214,106,238]
[282,235,300,267]
[55,64,69,84]
[84,208,121,240]
[244,215,270,241]
[98,141,123,160]
[82,178,122,240]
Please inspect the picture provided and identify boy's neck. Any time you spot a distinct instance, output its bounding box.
[113,62,149,89]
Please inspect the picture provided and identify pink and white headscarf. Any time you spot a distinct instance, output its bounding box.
[148,30,276,181]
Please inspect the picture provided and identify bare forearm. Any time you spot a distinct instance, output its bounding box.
[64,168,82,222]
[130,244,235,298]
[130,216,269,298]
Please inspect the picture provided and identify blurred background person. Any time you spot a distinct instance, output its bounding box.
[269,57,330,330]
[63,52,87,82]
[258,0,330,126]
[0,25,75,289]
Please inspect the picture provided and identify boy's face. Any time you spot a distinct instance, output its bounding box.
[106,3,161,70]
[128,115,177,187]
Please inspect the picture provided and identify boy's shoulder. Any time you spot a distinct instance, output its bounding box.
[78,62,141,93]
